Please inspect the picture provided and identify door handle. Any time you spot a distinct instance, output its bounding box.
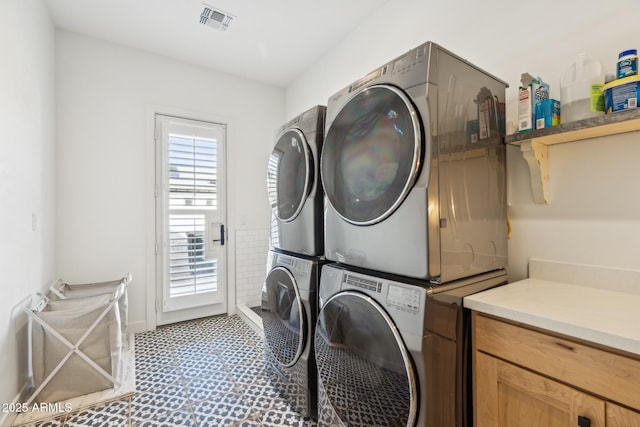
[212,224,225,246]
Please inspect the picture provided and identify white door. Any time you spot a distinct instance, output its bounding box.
[156,114,227,325]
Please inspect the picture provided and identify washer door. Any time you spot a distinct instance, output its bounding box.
[267,128,313,222]
[262,266,306,367]
[315,291,417,426]
[321,85,422,225]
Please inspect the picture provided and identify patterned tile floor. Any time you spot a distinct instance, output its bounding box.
[25,314,316,427]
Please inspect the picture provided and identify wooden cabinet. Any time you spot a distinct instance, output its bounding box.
[475,351,604,427]
[607,403,640,427]
[473,312,640,427]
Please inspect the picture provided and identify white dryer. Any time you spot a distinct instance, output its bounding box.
[321,42,508,283]
[315,264,507,427]
[261,250,328,419]
[268,105,326,256]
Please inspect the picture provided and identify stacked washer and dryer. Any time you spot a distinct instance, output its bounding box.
[261,105,328,420]
[314,42,510,426]
[262,41,510,426]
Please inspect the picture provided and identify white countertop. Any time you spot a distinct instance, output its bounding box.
[464,277,640,356]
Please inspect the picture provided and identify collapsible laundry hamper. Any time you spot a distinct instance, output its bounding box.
[23,283,125,404]
[49,273,131,343]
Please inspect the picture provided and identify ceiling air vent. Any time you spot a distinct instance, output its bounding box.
[200,4,234,31]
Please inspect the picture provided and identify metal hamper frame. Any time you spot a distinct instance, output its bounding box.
[21,281,126,404]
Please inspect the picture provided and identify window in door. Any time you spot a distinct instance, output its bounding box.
[156,114,227,324]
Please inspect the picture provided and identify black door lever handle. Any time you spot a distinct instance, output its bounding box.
[212,224,225,246]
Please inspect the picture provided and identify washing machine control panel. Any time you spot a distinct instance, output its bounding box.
[339,270,422,314]
[387,285,421,313]
[275,253,310,277]
[343,274,382,293]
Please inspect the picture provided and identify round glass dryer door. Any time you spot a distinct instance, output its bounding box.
[321,85,422,225]
[262,266,306,367]
[315,291,417,426]
[267,129,312,222]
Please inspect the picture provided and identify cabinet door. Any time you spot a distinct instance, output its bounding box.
[475,351,605,427]
[607,403,640,427]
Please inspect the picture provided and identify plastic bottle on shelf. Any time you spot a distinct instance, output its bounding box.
[617,49,638,79]
[560,53,605,123]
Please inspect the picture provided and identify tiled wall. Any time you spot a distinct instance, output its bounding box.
[235,228,269,308]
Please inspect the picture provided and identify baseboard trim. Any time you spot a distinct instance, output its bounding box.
[1,381,32,427]
[236,304,263,338]
[128,319,147,334]
[0,406,16,427]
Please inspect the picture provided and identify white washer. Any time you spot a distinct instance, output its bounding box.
[268,105,325,256]
[262,250,328,419]
[321,42,508,283]
[315,264,506,426]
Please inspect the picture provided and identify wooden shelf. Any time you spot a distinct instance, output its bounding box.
[506,109,640,204]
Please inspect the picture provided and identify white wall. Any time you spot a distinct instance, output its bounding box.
[0,0,56,421]
[287,0,640,120]
[235,228,269,308]
[286,0,640,281]
[507,133,640,279]
[55,31,283,331]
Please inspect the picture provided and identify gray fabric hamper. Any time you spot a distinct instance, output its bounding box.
[49,273,131,343]
[25,280,127,404]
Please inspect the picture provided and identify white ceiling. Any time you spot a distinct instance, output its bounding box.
[44,0,388,87]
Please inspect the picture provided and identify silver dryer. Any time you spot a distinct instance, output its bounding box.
[268,105,326,256]
[321,42,508,283]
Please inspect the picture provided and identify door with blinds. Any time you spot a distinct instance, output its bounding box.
[156,115,227,325]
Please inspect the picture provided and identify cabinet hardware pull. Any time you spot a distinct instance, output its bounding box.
[577,415,591,427]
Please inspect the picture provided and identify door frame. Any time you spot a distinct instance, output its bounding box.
[145,105,236,331]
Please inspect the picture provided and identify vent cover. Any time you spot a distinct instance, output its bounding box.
[200,4,234,31]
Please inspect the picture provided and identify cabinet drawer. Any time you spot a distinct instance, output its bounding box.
[607,402,640,427]
[473,313,640,410]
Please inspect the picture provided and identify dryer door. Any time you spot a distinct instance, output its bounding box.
[267,128,312,222]
[321,85,422,225]
[262,266,306,367]
[315,291,417,427]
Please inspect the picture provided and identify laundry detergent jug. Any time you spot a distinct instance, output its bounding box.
[560,53,605,123]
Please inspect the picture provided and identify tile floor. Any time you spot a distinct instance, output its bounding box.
[24,314,316,427]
